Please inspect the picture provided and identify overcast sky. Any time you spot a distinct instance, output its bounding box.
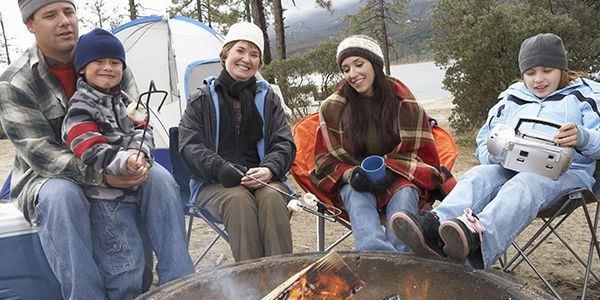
[1,0,355,67]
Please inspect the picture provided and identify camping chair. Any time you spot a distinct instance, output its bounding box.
[499,161,600,299]
[290,112,459,252]
[168,127,229,267]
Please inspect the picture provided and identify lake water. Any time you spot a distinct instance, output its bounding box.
[391,61,452,101]
[309,61,451,102]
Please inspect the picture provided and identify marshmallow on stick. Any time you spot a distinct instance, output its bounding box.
[127,102,147,122]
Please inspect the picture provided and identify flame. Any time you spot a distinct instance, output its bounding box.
[279,266,361,299]
[399,271,430,300]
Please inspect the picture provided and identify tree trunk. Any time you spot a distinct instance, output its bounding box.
[273,0,286,60]
[128,0,137,21]
[379,0,390,75]
[245,1,251,22]
[197,0,202,23]
[0,12,10,65]
[251,0,272,66]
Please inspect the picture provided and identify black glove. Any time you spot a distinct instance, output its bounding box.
[218,162,248,188]
[372,168,396,192]
[350,167,373,192]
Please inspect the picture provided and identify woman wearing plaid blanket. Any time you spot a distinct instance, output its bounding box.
[310,35,443,252]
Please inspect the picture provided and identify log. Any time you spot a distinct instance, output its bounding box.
[262,251,363,300]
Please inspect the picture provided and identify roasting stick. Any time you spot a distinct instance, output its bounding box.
[229,164,339,222]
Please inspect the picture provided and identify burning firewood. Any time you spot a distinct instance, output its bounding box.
[262,251,363,300]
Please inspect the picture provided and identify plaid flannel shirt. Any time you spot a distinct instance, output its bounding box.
[0,44,139,222]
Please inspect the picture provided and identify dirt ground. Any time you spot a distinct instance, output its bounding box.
[1,96,599,299]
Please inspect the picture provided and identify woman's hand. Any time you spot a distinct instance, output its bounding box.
[241,167,273,189]
[554,122,578,146]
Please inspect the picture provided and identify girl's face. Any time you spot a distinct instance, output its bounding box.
[79,58,123,93]
[341,56,375,97]
[523,66,562,98]
[225,40,260,82]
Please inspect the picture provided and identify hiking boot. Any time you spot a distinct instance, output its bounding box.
[390,209,445,257]
[439,208,485,262]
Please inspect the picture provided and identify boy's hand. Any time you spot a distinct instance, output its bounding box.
[126,154,142,175]
[126,149,151,175]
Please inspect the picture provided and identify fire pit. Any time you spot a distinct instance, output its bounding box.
[137,251,553,299]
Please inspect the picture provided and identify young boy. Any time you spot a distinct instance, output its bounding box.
[62,27,152,202]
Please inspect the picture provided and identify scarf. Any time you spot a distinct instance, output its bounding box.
[218,69,263,144]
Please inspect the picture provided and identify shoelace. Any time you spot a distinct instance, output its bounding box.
[457,208,486,234]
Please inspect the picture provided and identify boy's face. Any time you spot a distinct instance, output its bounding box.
[79,58,123,93]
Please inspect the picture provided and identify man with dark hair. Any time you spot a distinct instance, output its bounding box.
[0,1,194,299]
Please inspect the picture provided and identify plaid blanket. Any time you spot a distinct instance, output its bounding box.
[310,77,443,212]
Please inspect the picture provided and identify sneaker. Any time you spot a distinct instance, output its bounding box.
[439,208,485,262]
[390,209,446,257]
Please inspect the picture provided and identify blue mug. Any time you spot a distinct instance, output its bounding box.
[361,155,386,184]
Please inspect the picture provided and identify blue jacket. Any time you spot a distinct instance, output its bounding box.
[476,78,600,187]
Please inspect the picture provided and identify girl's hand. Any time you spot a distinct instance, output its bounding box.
[554,122,578,146]
[241,167,273,189]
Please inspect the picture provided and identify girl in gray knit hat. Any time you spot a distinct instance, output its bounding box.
[391,32,600,273]
[310,35,445,252]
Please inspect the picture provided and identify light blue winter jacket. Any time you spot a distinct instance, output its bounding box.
[476,78,600,187]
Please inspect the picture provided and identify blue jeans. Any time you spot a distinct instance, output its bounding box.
[340,184,419,252]
[35,163,195,300]
[433,164,591,269]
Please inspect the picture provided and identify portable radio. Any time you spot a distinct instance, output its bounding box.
[487,117,573,180]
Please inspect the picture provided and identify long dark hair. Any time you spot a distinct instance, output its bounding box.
[341,64,399,156]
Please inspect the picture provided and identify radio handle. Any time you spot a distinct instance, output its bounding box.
[514,117,562,134]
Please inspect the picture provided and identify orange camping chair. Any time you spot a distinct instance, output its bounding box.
[290,112,458,252]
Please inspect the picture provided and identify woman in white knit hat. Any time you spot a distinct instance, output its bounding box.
[178,22,295,262]
[310,35,444,252]
[391,33,600,270]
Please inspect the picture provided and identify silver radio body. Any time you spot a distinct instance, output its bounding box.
[487,117,574,180]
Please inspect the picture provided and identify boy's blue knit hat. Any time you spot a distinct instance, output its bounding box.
[518,33,568,75]
[74,27,127,73]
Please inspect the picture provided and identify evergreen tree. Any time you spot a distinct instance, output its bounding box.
[430,0,600,132]
[80,0,123,30]
[342,0,411,75]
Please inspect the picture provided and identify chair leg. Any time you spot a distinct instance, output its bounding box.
[317,215,325,252]
[193,234,221,267]
[186,215,194,247]
[581,201,600,300]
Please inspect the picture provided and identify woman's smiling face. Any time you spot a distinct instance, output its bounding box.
[523,66,562,98]
[341,56,375,96]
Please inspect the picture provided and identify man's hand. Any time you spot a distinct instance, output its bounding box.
[105,169,149,188]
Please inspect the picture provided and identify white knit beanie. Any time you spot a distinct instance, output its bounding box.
[337,35,384,71]
[223,22,264,59]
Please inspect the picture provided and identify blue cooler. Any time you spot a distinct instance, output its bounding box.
[0,203,62,299]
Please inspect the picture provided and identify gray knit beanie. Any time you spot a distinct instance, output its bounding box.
[518,33,568,75]
[336,35,384,71]
[19,0,76,23]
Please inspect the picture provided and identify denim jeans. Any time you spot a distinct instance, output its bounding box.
[433,164,591,269]
[340,184,419,252]
[35,163,195,300]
